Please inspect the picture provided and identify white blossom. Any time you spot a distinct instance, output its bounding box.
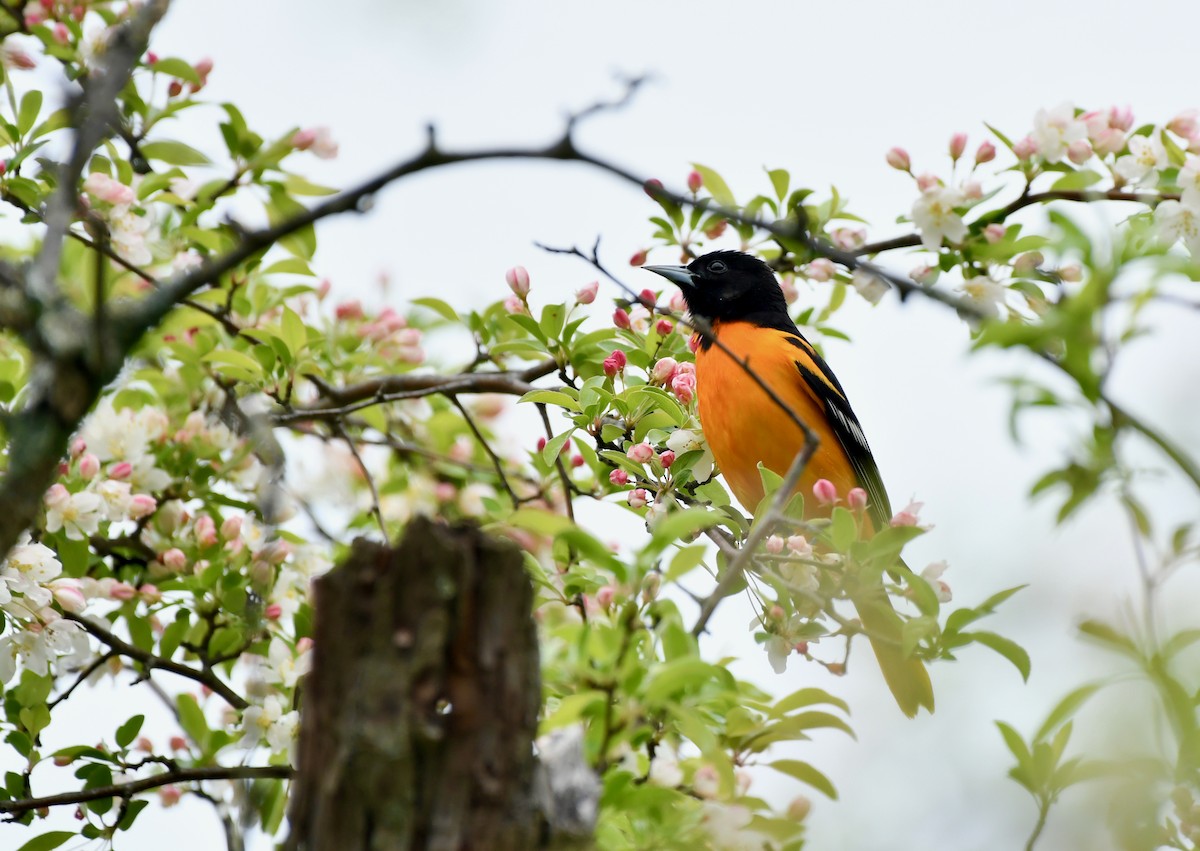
[850,269,888,305]
[666,428,714,483]
[45,490,104,540]
[1156,200,1200,255]
[960,277,1008,317]
[1032,102,1087,163]
[1114,133,1168,184]
[647,748,683,788]
[911,185,967,251]
[242,695,299,754]
[260,637,312,690]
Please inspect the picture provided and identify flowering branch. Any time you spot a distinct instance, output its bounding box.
[64,612,249,710]
[0,765,292,815]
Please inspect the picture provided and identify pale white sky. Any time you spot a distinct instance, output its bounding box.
[13,1,1200,848]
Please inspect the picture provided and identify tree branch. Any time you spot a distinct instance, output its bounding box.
[64,612,248,710]
[0,765,291,815]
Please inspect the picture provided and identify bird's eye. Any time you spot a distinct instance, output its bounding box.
[708,260,727,275]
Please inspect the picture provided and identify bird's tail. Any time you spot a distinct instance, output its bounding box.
[847,584,934,718]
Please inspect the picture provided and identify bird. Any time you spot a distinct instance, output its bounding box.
[645,249,934,717]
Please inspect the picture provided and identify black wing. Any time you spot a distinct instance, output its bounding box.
[785,334,893,529]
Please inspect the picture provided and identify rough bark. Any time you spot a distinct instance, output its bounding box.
[286,517,541,851]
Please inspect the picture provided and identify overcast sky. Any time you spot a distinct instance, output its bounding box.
[15,1,1200,848]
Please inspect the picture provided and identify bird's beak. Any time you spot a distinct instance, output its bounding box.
[643,264,697,290]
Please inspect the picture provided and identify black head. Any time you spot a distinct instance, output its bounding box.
[644,250,795,333]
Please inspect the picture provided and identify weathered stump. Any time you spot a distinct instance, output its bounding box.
[286,517,541,851]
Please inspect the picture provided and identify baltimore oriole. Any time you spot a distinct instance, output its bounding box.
[646,250,934,717]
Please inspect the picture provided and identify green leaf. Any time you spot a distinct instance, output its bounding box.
[996,720,1032,767]
[1078,619,1140,659]
[115,714,145,749]
[176,694,210,749]
[648,507,720,548]
[280,306,307,357]
[539,303,566,340]
[768,759,837,799]
[830,507,856,551]
[1034,683,1102,743]
[30,107,70,140]
[152,57,201,84]
[16,832,77,851]
[519,390,580,411]
[965,630,1030,680]
[691,163,735,207]
[1050,169,1102,191]
[506,508,574,537]
[140,140,211,166]
[770,686,850,718]
[410,297,458,322]
[644,658,726,704]
[765,167,790,201]
[262,258,313,276]
[16,89,41,137]
[202,349,264,382]
[540,429,574,465]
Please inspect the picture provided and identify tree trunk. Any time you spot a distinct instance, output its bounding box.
[286,517,541,851]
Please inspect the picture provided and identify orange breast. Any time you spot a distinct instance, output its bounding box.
[695,322,859,515]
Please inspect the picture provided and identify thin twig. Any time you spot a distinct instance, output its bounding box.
[451,395,522,509]
[64,612,248,710]
[47,651,117,709]
[537,402,576,522]
[331,421,386,537]
[0,765,292,815]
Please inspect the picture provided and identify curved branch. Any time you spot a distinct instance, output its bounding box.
[64,612,248,710]
[0,765,291,815]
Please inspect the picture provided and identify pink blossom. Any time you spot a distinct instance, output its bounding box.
[628,488,649,509]
[264,603,283,620]
[335,300,363,320]
[651,357,678,384]
[83,172,135,205]
[1067,139,1093,165]
[129,494,157,518]
[45,483,69,508]
[765,535,785,554]
[659,450,676,468]
[847,487,868,510]
[831,227,865,250]
[575,280,598,304]
[1091,128,1126,157]
[812,478,838,505]
[779,274,799,304]
[503,295,525,314]
[51,23,69,44]
[961,180,983,200]
[612,308,631,329]
[983,224,1007,244]
[1013,135,1037,161]
[1169,110,1199,139]
[890,500,924,527]
[670,371,696,404]
[161,548,188,571]
[505,266,530,297]
[915,172,939,192]
[194,515,217,548]
[786,535,812,557]
[193,57,214,86]
[806,258,835,282]
[911,264,937,284]
[609,469,629,486]
[50,579,86,613]
[596,585,616,608]
[109,582,137,601]
[139,584,162,604]
[687,170,704,193]
[629,249,648,267]
[627,443,654,464]
[886,147,911,171]
[975,140,996,165]
[292,126,337,158]
[159,785,182,808]
[78,453,100,479]
[949,132,967,161]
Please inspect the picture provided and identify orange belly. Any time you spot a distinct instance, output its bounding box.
[695,322,858,514]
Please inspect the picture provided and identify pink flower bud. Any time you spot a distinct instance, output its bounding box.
[50,579,86,613]
[889,500,924,527]
[1169,110,1198,139]
[627,442,654,464]
[983,224,1007,243]
[812,478,838,505]
[659,450,676,468]
[607,349,627,370]
[670,372,696,404]
[609,469,629,486]
[693,764,720,799]
[135,736,153,752]
[536,436,547,453]
[975,140,996,165]
[651,357,678,384]
[643,178,663,198]
[1059,264,1082,282]
[961,180,983,200]
[765,535,785,554]
[1067,139,1093,165]
[787,796,812,821]
[570,454,585,468]
[915,172,939,192]
[949,132,968,160]
[146,51,159,65]
[70,438,86,457]
[910,264,937,284]
[159,785,182,808]
[831,227,866,250]
[1013,135,1037,161]
[193,56,214,82]
[220,514,242,540]
[45,483,69,508]
[503,295,525,314]
[629,249,648,267]
[1110,105,1134,132]
[161,548,187,571]
[78,453,100,479]
[655,318,673,335]
[335,300,363,320]
[602,356,622,378]
[167,80,183,97]
[806,258,835,282]
[575,280,598,304]
[297,637,314,654]
[885,147,911,171]
[108,461,133,481]
[109,582,137,601]
[786,535,812,557]
[51,22,69,44]
[194,515,217,548]
[687,170,703,193]
[291,127,318,149]
[117,495,154,523]
[596,585,616,608]
[504,266,530,297]
[1013,251,1044,275]
[264,603,283,620]
[139,584,162,604]
[847,487,868,510]
[612,308,631,329]
[628,488,649,509]
[703,220,728,239]
[169,735,188,751]
[1092,127,1125,157]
